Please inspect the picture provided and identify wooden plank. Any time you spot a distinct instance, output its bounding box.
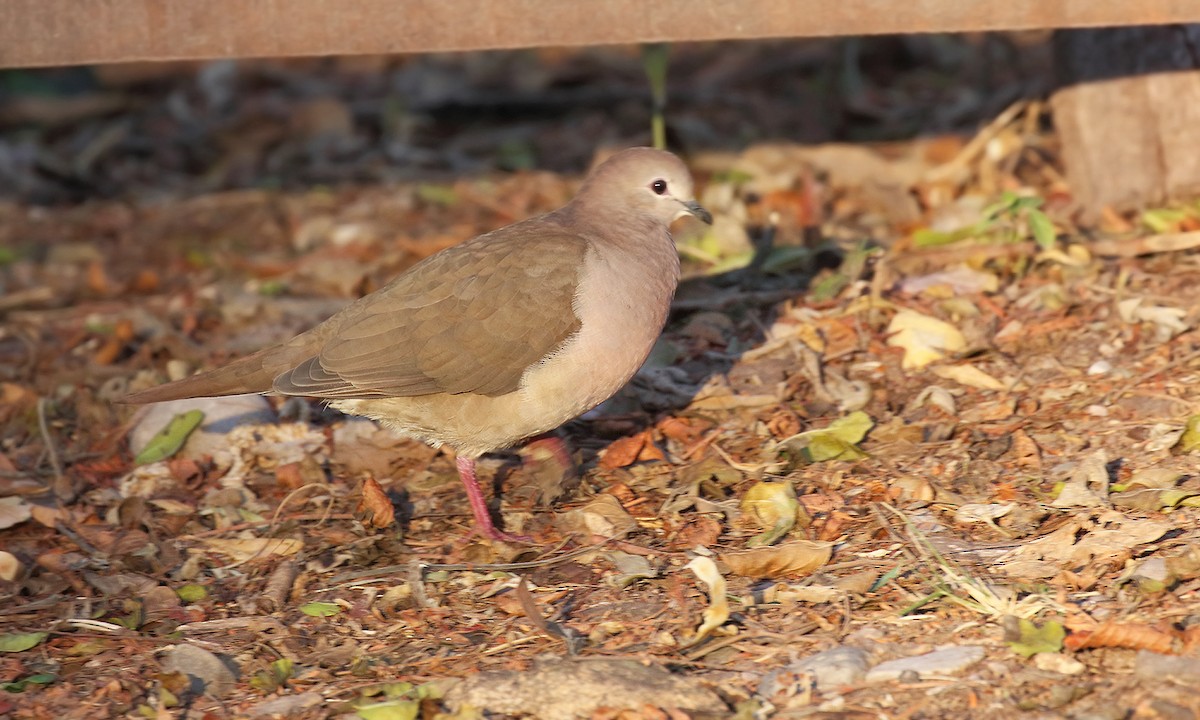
[1052,26,1200,214]
[3,0,1200,68]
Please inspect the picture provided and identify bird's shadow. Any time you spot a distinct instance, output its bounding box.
[540,222,846,487]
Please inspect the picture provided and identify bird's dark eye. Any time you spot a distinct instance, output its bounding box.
[650,179,668,195]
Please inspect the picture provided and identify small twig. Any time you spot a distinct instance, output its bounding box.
[268,482,334,533]
[923,99,1029,184]
[36,398,64,483]
[481,634,542,656]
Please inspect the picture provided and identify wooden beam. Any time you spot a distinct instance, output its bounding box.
[4,0,1200,69]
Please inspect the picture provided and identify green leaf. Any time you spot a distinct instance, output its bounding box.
[869,565,904,592]
[804,435,868,463]
[0,632,48,653]
[300,601,342,618]
[1141,207,1189,234]
[1,673,55,692]
[778,411,874,465]
[808,270,850,302]
[1026,208,1057,249]
[176,584,208,603]
[824,411,874,444]
[356,700,420,720]
[982,191,1024,220]
[1006,618,1065,657]
[134,410,205,465]
[415,183,458,207]
[912,227,972,247]
[250,658,294,692]
[711,169,755,186]
[257,279,287,297]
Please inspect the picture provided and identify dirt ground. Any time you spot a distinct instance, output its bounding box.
[4,35,1200,720]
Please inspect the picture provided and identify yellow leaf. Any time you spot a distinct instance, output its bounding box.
[886,310,966,369]
[740,481,799,546]
[931,364,1006,391]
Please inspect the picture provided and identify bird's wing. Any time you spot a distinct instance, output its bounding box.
[273,222,588,398]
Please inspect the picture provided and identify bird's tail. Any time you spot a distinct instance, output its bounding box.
[123,333,322,404]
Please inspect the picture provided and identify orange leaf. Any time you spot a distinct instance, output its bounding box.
[599,433,647,470]
[1064,621,1177,654]
[274,462,305,490]
[658,416,710,444]
[636,438,667,463]
[355,477,395,529]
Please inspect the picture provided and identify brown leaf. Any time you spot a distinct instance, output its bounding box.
[128,269,160,294]
[92,337,123,366]
[355,477,395,529]
[556,495,637,540]
[636,438,667,463]
[657,416,711,445]
[86,259,112,296]
[275,462,305,490]
[1009,429,1042,471]
[167,457,202,484]
[667,516,723,550]
[721,540,831,578]
[600,433,648,470]
[1065,620,1178,654]
[260,559,298,612]
[142,585,182,622]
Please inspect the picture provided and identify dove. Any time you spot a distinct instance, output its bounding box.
[126,147,712,541]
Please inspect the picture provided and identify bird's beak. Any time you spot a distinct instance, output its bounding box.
[680,199,713,225]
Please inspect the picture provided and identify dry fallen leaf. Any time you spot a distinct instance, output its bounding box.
[886,309,967,369]
[740,480,800,546]
[722,539,832,578]
[0,496,32,530]
[1064,618,1178,655]
[202,537,303,563]
[0,550,22,581]
[999,511,1170,572]
[355,477,396,529]
[931,364,1006,390]
[556,495,637,539]
[685,556,730,643]
[599,434,646,470]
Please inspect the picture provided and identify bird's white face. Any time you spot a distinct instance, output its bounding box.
[627,161,713,226]
[578,147,713,227]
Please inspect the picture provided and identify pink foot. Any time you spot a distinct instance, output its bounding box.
[456,455,532,543]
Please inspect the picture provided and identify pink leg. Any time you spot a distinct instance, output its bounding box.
[455,455,531,543]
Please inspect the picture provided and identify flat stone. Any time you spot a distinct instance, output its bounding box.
[865,645,985,683]
[760,645,871,697]
[1033,653,1086,675]
[161,643,239,698]
[443,658,725,719]
[1134,651,1200,683]
[130,394,276,460]
[249,691,324,717]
